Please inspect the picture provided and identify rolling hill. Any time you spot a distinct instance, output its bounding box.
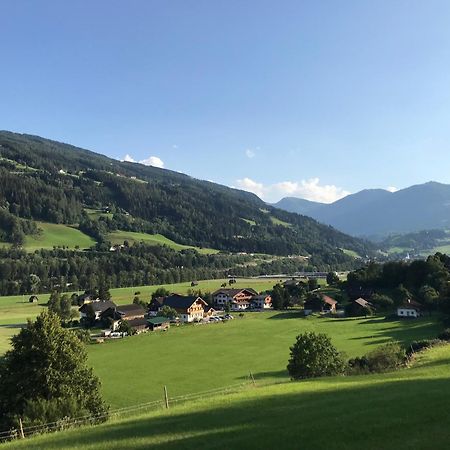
[0,131,373,262]
[274,182,450,238]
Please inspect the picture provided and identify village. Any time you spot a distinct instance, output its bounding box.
[74,279,424,340]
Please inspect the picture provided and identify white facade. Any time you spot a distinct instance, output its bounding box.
[231,301,250,311]
[397,307,420,318]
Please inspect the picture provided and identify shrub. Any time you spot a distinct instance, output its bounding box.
[407,339,443,356]
[366,342,406,373]
[348,342,407,374]
[287,332,345,380]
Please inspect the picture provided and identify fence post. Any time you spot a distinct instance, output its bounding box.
[164,385,169,409]
[18,418,25,439]
[250,372,256,386]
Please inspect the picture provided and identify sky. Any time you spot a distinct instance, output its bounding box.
[2,1,450,203]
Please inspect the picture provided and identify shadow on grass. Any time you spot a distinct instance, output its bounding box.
[267,312,305,320]
[19,374,450,450]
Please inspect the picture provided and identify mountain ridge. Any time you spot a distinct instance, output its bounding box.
[0,131,373,263]
[274,182,450,238]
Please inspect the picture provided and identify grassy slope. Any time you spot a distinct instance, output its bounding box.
[6,344,450,450]
[87,313,440,408]
[0,278,280,352]
[107,231,219,254]
[24,222,96,251]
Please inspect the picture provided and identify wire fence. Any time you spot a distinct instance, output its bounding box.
[0,377,258,443]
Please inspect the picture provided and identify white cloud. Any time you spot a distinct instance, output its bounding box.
[386,186,398,193]
[234,177,351,203]
[122,154,135,163]
[245,149,256,159]
[120,154,165,168]
[139,156,164,168]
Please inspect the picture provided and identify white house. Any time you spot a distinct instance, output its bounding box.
[162,294,208,322]
[212,288,257,309]
[397,299,422,318]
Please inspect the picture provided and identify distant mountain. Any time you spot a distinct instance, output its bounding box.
[273,197,324,216]
[274,182,450,238]
[0,131,373,264]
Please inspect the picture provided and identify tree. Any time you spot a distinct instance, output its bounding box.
[151,288,170,301]
[47,291,61,317]
[271,284,283,309]
[370,293,394,310]
[0,311,108,429]
[287,332,344,380]
[117,319,134,335]
[157,305,178,319]
[60,294,73,322]
[308,278,319,291]
[418,285,439,313]
[326,272,340,286]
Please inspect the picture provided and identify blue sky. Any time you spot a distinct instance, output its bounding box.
[1,0,450,203]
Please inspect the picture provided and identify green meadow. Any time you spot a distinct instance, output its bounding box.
[106,231,219,254]
[5,336,450,449]
[24,222,96,251]
[87,312,441,409]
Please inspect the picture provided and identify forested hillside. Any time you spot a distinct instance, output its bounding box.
[0,131,373,259]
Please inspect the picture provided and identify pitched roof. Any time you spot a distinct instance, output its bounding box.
[116,304,146,317]
[163,294,207,310]
[127,317,149,328]
[400,299,422,310]
[147,316,171,325]
[79,300,116,313]
[322,295,337,306]
[354,297,371,308]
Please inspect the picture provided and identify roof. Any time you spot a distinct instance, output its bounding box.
[79,300,116,313]
[252,294,271,300]
[163,294,207,310]
[116,304,146,316]
[212,288,258,297]
[399,299,422,310]
[127,317,149,328]
[354,297,371,308]
[322,295,337,306]
[147,316,171,325]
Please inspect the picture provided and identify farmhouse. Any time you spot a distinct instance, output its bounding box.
[203,305,218,317]
[29,295,39,303]
[397,299,422,318]
[304,294,338,315]
[212,288,257,309]
[322,295,337,313]
[349,297,374,316]
[251,294,272,309]
[162,294,208,322]
[79,300,117,321]
[147,316,171,331]
[101,303,147,331]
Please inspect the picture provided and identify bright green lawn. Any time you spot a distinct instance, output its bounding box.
[341,248,360,258]
[107,231,219,255]
[6,343,450,449]
[87,311,440,409]
[23,222,96,251]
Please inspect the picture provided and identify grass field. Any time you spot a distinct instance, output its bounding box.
[23,222,96,251]
[5,336,450,449]
[107,231,219,254]
[0,278,280,353]
[87,312,441,409]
